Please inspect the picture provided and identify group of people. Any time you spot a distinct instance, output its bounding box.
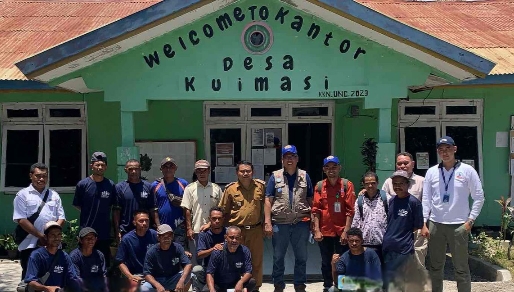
[12,135,484,292]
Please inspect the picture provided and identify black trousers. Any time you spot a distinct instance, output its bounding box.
[94,239,112,268]
[20,247,37,280]
[202,278,256,292]
[318,236,348,288]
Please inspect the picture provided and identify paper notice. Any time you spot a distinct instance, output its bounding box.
[252,129,264,146]
[265,132,275,146]
[416,152,429,170]
[264,148,276,165]
[215,166,237,183]
[252,149,264,165]
[217,156,233,166]
[496,132,508,148]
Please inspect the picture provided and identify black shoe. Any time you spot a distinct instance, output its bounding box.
[294,284,307,292]
[274,285,284,292]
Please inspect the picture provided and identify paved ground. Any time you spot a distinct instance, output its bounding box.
[2,258,513,292]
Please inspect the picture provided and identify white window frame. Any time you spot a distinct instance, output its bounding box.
[1,125,44,193]
[288,102,334,120]
[1,103,43,123]
[399,100,439,122]
[1,102,87,193]
[205,102,244,121]
[398,121,441,155]
[442,121,483,178]
[44,124,87,193]
[44,103,86,124]
[247,104,287,121]
[441,100,482,120]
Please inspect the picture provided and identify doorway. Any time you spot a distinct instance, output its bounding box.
[288,123,331,184]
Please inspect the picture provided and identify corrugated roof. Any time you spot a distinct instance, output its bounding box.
[357,0,514,74]
[0,0,161,80]
[1,0,513,80]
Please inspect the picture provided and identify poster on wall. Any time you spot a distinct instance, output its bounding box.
[264,148,276,165]
[416,152,430,169]
[252,129,264,146]
[215,166,237,183]
[252,149,264,165]
[265,132,275,147]
[216,143,234,166]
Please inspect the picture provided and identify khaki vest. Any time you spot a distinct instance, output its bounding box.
[271,169,311,224]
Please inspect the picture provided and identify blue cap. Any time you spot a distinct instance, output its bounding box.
[323,155,340,166]
[282,145,298,156]
[436,136,455,147]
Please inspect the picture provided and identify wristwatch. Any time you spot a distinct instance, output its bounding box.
[466,219,475,227]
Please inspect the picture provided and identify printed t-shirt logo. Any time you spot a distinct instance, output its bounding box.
[235,262,243,268]
[91,265,99,273]
[54,265,64,273]
[141,191,148,198]
[101,191,110,198]
[398,209,408,217]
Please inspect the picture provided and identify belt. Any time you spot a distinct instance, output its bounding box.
[238,222,262,230]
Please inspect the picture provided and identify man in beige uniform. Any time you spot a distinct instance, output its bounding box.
[219,161,265,292]
[181,160,222,266]
[381,152,427,269]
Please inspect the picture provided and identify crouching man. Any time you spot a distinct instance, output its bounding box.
[204,226,256,292]
[24,221,81,292]
[142,224,192,292]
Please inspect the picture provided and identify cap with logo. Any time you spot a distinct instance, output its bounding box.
[436,136,455,147]
[91,152,107,163]
[390,170,410,181]
[195,160,210,169]
[78,227,98,239]
[44,221,62,234]
[157,224,174,235]
[323,155,340,166]
[160,156,177,167]
[281,145,298,156]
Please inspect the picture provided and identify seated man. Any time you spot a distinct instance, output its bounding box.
[24,221,81,292]
[142,224,193,292]
[332,227,382,290]
[204,226,256,292]
[115,210,157,292]
[192,207,227,292]
[70,227,108,292]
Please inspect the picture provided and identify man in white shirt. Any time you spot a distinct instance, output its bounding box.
[12,162,66,279]
[381,152,427,269]
[181,160,222,266]
[420,136,485,292]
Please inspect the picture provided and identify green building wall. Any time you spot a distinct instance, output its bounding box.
[0,85,511,233]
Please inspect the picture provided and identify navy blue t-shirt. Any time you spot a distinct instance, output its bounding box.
[382,194,423,254]
[69,248,107,291]
[73,177,118,240]
[151,178,188,229]
[115,229,158,274]
[206,245,252,285]
[143,242,191,278]
[196,228,226,268]
[116,180,155,233]
[24,247,80,289]
[335,248,382,282]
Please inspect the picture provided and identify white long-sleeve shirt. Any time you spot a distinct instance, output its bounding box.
[422,161,484,224]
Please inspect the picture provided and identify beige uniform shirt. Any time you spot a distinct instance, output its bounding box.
[181,181,222,233]
[382,173,424,201]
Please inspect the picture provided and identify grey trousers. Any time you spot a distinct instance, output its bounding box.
[428,221,471,292]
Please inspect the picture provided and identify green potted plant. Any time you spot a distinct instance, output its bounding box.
[0,233,19,259]
[61,219,79,253]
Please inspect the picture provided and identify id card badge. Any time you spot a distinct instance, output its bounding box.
[443,193,450,203]
[334,202,341,213]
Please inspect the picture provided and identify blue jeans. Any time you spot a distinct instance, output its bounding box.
[271,221,310,288]
[383,251,412,291]
[140,271,190,292]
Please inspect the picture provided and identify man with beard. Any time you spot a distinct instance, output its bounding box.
[115,210,158,292]
[264,145,314,292]
[312,156,356,292]
[191,207,227,292]
[204,226,255,292]
[219,161,265,291]
[24,221,81,292]
[142,224,192,292]
[73,152,119,268]
[117,159,159,239]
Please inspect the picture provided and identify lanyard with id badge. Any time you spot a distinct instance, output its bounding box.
[441,163,458,203]
[334,188,344,213]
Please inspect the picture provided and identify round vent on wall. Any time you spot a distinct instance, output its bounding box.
[241,22,274,54]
